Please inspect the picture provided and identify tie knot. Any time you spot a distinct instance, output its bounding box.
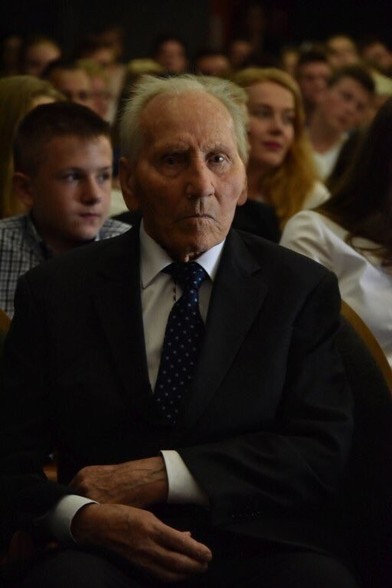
[164,261,207,292]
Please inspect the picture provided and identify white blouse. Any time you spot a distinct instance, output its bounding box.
[280,210,392,367]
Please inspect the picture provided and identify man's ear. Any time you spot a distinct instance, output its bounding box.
[12,172,35,209]
[237,176,248,207]
[119,157,139,211]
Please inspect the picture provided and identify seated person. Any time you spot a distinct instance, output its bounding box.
[0,74,358,588]
[233,67,329,231]
[44,60,94,110]
[0,74,64,219]
[281,96,392,367]
[295,48,332,123]
[20,34,62,78]
[308,65,375,181]
[0,101,129,317]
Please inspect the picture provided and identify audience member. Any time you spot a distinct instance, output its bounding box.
[281,96,392,367]
[193,49,230,77]
[94,25,126,64]
[295,48,332,122]
[44,60,94,109]
[226,37,253,70]
[20,34,62,77]
[0,34,23,77]
[74,36,126,121]
[233,67,329,229]
[308,64,375,180]
[76,59,112,120]
[279,45,300,77]
[0,75,64,219]
[152,33,189,74]
[326,34,360,69]
[0,101,129,317]
[0,72,358,588]
[359,35,392,77]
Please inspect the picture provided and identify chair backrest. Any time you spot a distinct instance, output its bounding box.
[341,300,392,391]
[336,317,392,588]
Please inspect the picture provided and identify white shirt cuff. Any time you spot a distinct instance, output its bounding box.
[44,494,97,544]
[161,450,209,506]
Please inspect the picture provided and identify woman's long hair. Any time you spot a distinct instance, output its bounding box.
[319,96,392,267]
[0,75,63,218]
[233,67,319,227]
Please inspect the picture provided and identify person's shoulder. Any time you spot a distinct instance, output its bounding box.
[304,181,330,209]
[0,214,26,234]
[22,225,137,287]
[234,227,332,282]
[99,218,131,238]
[0,215,29,250]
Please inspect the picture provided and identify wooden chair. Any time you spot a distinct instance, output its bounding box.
[341,300,392,391]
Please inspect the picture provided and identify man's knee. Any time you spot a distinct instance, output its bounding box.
[16,549,143,588]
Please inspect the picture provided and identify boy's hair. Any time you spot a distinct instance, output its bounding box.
[328,64,375,94]
[13,101,111,176]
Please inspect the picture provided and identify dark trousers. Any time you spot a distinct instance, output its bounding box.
[12,532,360,588]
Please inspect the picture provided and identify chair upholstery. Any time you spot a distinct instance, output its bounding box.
[336,317,392,588]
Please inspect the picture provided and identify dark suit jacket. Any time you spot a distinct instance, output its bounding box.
[0,227,352,554]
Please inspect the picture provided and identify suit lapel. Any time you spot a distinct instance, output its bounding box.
[180,231,269,430]
[92,229,153,412]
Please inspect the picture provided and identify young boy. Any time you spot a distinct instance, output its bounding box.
[0,101,129,316]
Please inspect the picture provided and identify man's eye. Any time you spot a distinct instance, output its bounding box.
[209,154,227,165]
[62,173,79,182]
[162,154,182,165]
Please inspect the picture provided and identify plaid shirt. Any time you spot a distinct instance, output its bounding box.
[0,214,130,318]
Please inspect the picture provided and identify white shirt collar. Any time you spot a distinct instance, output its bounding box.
[140,220,225,289]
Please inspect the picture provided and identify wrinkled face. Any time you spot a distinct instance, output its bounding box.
[297,62,331,107]
[26,135,112,253]
[23,41,61,77]
[50,69,93,108]
[320,76,371,132]
[155,41,187,74]
[246,81,295,173]
[120,92,247,262]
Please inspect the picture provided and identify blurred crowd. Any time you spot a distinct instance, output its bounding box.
[0,16,392,365]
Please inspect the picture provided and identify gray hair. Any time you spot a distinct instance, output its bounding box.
[120,74,249,165]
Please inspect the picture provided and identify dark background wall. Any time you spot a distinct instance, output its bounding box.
[1,0,391,61]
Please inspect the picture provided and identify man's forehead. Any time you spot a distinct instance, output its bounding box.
[140,90,231,122]
[139,91,236,146]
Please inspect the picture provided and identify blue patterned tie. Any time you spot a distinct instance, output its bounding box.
[154,261,207,424]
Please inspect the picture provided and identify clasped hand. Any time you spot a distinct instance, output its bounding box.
[68,457,212,583]
[69,456,168,507]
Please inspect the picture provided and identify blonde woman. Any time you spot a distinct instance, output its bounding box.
[233,67,329,228]
[0,75,63,218]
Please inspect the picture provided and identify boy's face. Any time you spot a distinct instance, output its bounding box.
[25,134,112,254]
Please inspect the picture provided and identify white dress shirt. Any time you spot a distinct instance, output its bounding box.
[47,222,225,542]
[280,210,392,367]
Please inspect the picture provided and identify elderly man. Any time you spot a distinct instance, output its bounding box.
[0,75,358,588]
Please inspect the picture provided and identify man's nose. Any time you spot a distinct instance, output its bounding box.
[185,160,215,198]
